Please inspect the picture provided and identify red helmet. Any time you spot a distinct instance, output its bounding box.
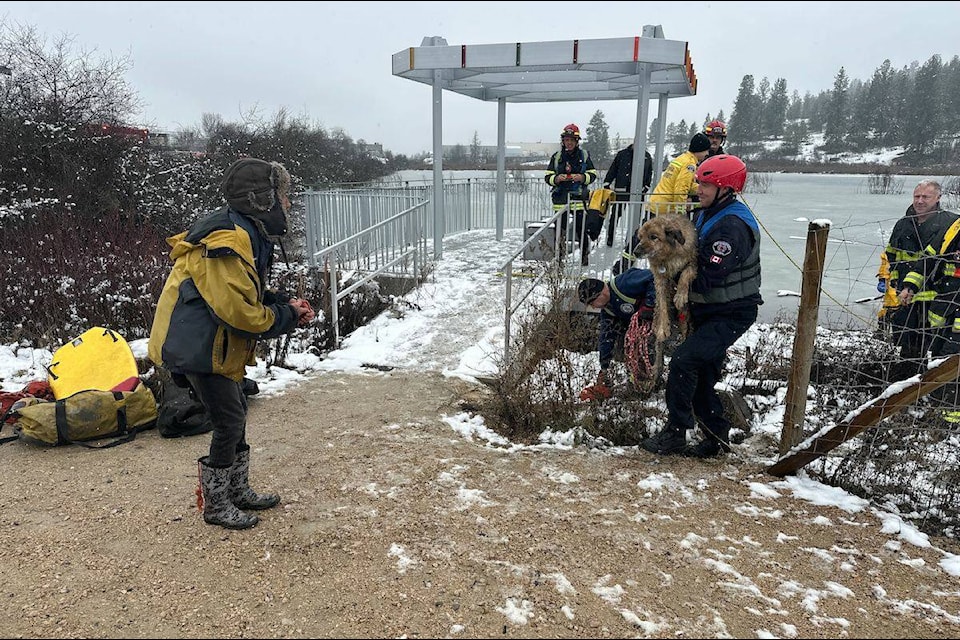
[560,123,581,140]
[703,119,727,138]
[696,154,747,192]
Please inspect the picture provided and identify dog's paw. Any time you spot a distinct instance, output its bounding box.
[673,292,688,310]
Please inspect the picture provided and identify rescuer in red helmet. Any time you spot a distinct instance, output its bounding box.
[703,119,728,157]
[639,154,762,459]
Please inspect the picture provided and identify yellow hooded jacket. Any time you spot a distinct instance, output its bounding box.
[148,207,298,381]
[647,150,700,215]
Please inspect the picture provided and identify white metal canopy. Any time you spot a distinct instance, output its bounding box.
[392,33,697,102]
[392,27,698,256]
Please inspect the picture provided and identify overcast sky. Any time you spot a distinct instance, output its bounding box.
[3,1,958,156]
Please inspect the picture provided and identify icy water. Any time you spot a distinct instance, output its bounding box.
[744,173,948,327]
[391,170,953,329]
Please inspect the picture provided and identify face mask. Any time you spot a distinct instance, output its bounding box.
[246,190,288,240]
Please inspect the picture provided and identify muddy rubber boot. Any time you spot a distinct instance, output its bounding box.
[229,445,280,510]
[197,457,259,530]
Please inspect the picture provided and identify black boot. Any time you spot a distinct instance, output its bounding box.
[640,425,687,455]
[681,428,731,459]
[198,457,259,530]
[229,445,281,510]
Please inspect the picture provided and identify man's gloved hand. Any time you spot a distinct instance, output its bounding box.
[579,371,611,402]
[877,279,887,293]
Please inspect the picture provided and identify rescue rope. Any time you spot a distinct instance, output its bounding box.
[624,312,655,389]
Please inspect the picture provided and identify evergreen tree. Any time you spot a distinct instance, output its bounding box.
[889,65,913,147]
[756,77,771,139]
[729,75,759,149]
[671,118,689,155]
[583,110,612,167]
[786,90,802,120]
[943,56,960,144]
[647,117,659,145]
[469,131,482,164]
[824,67,850,149]
[902,54,943,156]
[764,78,789,138]
[865,60,898,145]
[845,79,870,148]
[782,120,809,155]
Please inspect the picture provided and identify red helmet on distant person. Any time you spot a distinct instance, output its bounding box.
[560,123,581,140]
[703,119,728,138]
[696,154,747,192]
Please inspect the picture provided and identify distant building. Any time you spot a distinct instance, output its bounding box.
[440,142,563,162]
[360,142,384,156]
[148,131,171,147]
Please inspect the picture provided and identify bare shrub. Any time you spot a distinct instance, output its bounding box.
[745,171,772,194]
[866,169,905,195]
[943,175,960,211]
[0,209,169,347]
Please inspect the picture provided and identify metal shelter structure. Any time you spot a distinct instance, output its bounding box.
[392,26,699,257]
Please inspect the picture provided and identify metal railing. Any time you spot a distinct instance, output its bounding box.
[303,175,699,358]
[309,200,429,346]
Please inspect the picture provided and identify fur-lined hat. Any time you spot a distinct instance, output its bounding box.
[221,158,291,239]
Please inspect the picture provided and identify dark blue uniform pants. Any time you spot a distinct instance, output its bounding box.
[666,307,757,435]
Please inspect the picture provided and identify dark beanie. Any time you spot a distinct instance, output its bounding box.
[221,158,290,215]
[689,132,711,153]
[577,278,606,305]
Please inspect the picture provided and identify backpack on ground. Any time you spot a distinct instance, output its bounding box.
[47,327,140,400]
[155,368,213,439]
[14,380,157,448]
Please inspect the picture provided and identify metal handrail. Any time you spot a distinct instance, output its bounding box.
[312,200,429,346]
[499,205,577,366]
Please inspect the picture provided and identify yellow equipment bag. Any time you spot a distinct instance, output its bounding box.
[47,327,139,400]
[14,381,157,448]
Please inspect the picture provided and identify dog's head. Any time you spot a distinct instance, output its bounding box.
[636,215,695,263]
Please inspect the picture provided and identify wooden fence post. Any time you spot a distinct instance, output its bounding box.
[780,221,830,454]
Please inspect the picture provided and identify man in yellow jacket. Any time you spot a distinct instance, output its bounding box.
[149,158,314,530]
[647,133,712,215]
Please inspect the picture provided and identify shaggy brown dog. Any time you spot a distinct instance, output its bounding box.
[635,213,698,344]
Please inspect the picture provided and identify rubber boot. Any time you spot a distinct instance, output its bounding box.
[197,457,258,530]
[229,445,281,510]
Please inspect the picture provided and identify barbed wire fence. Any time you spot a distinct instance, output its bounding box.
[741,181,960,539]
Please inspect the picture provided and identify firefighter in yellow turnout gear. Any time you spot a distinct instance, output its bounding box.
[885,180,959,381]
[902,215,960,422]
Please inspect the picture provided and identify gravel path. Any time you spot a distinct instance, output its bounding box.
[1,371,958,638]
